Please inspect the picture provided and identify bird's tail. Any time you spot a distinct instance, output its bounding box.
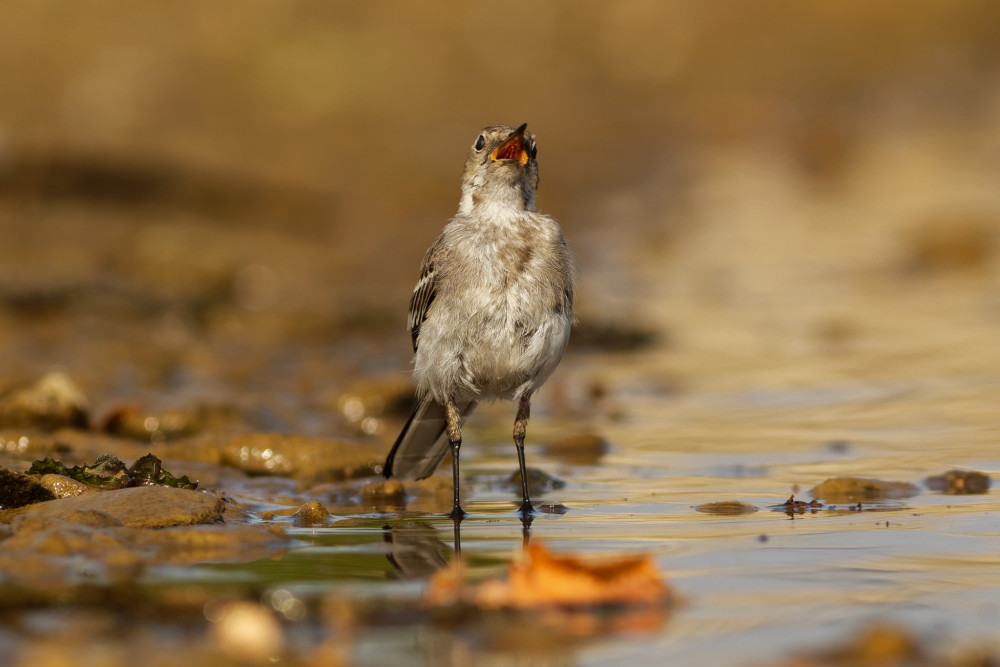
[383,397,478,480]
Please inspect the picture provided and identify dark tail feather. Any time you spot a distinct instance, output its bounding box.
[383,398,477,480]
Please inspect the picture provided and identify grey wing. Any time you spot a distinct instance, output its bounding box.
[407,236,444,352]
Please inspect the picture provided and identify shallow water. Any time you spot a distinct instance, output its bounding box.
[115,321,1000,665]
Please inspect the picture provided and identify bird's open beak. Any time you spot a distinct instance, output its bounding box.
[490,123,529,165]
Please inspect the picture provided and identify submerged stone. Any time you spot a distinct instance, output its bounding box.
[809,477,920,503]
[541,433,610,465]
[0,371,90,430]
[360,479,406,511]
[924,469,991,495]
[695,500,758,515]
[506,468,566,497]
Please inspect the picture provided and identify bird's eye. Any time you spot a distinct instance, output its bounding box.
[474,134,486,151]
[530,144,538,159]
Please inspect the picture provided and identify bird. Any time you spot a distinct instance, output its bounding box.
[382,123,575,520]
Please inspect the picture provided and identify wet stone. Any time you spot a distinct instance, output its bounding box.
[0,485,224,527]
[570,319,659,352]
[506,468,566,498]
[695,500,758,515]
[902,212,998,274]
[0,432,62,461]
[37,473,92,499]
[809,477,920,503]
[293,500,331,526]
[924,469,991,495]
[221,432,382,480]
[360,479,406,511]
[537,503,569,515]
[98,402,243,443]
[27,453,198,490]
[396,475,455,515]
[0,466,56,509]
[0,371,90,430]
[331,375,416,434]
[541,433,610,465]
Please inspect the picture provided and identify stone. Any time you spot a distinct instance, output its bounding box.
[360,479,406,511]
[809,477,920,503]
[0,485,224,527]
[695,500,758,515]
[0,371,90,430]
[541,433,610,465]
[924,469,991,495]
[221,432,381,480]
[293,500,331,526]
[0,466,56,509]
[37,473,93,499]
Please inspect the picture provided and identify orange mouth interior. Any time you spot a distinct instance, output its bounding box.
[491,137,529,165]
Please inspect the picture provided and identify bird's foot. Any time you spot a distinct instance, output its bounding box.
[517,500,535,518]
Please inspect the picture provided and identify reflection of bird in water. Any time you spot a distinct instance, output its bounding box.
[382,123,575,521]
[383,523,451,579]
[384,514,534,572]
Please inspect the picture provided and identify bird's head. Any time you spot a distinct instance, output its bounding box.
[459,123,540,215]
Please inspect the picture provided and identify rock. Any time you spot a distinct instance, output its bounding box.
[398,475,456,515]
[0,371,90,430]
[27,453,198,490]
[328,376,416,435]
[902,212,997,274]
[293,500,330,526]
[360,479,406,511]
[924,469,991,495]
[0,466,56,509]
[809,477,920,503]
[0,432,62,461]
[0,485,224,527]
[570,319,659,352]
[541,433,609,465]
[695,500,758,515]
[98,402,243,443]
[505,468,566,497]
[790,624,925,665]
[37,473,92,499]
[221,432,381,480]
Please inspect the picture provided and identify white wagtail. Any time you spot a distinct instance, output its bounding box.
[382,123,575,519]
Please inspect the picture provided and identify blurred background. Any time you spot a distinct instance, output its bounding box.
[1,0,999,430]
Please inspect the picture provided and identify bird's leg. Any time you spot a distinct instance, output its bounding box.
[514,395,535,517]
[445,398,467,521]
[452,512,463,559]
[520,511,533,549]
